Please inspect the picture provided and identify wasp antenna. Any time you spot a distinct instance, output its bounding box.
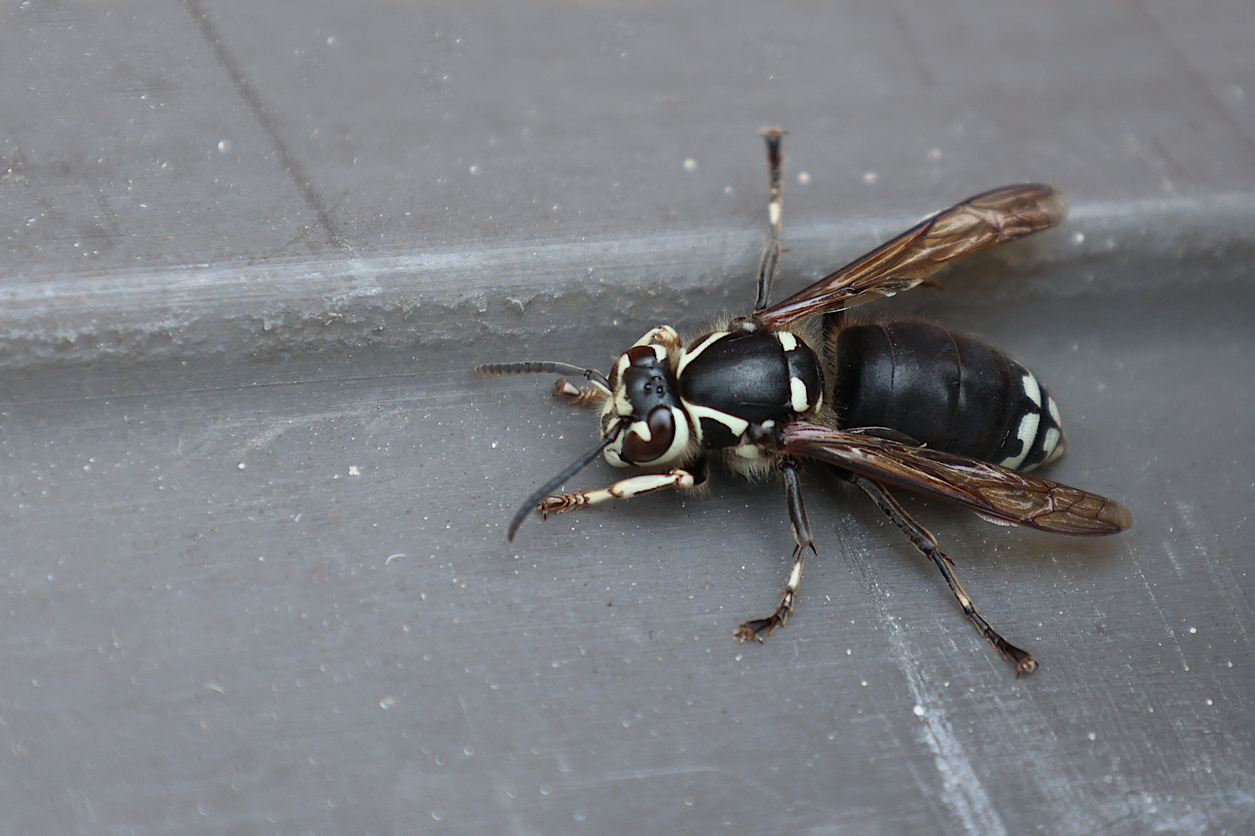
[506,422,624,541]
[477,361,610,394]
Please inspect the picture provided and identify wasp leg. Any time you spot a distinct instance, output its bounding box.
[753,127,786,313]
[539,460,707,517]
[849,473,1037,674]
[553,376,605,406]
[735,459,816,641]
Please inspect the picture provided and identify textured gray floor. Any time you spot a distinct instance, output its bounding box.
[2,1,1254,834]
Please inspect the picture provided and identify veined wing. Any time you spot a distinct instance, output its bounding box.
[781,421,1130,535]
[751,184,1067,328]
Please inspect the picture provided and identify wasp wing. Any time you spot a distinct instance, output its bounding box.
[750,184,1067,328]
[781,421,1130,535]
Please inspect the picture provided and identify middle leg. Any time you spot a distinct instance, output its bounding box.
[734,458,816,641]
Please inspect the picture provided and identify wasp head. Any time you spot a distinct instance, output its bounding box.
[601,326,696,467]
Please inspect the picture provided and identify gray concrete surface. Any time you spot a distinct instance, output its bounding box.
[2,1,1254,833]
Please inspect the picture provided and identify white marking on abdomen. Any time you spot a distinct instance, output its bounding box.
[1046,395,1061,426]
[1001,410,1041,470]
[1042,426,1062,460]
[1022,373,1041,407]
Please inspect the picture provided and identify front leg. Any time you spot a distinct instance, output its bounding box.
[553,376,605,406]
[539,458,708,518]
[735,459,816,641]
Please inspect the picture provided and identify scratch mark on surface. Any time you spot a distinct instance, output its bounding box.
[882,618,1008,836]
[183,0,346,252]
[1175,500,1209,564]
[846,541,1008,835]
[559,764,727,796]
[582,764,721,786]
[1178,499,1252,650]
[1129,540,1192,672]
[453,687,480,752]
[837,532,1109,836]
[1163,539,1185,580]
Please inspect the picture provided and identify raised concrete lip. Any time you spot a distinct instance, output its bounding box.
[1,191,1252,372]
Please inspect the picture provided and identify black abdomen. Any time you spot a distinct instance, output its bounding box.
[831,322,1065,471]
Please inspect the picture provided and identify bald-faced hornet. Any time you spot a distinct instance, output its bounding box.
[479,129,1131,673]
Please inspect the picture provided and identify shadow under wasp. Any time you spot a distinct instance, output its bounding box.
[478,129,1131,673]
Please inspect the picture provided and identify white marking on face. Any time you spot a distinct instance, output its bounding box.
[768,202,782,228]
[1001,410,1041,470]
[1022,373,1042,407]
[790,377,809,413]
[777,331,798,352]
[609,353,633,415]
[613,385,633,417]
[612,391,631,417]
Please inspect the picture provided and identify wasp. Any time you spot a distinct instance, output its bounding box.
[478,129,1131,673]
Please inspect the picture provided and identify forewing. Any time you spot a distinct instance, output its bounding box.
[751,184,1067,328]
[781,421,1131,535]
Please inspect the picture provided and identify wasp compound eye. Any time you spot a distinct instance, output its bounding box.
[626,345,658,367]
[620,406,676,464]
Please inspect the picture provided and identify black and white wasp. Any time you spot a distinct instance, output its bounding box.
[479,129,1131,673]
